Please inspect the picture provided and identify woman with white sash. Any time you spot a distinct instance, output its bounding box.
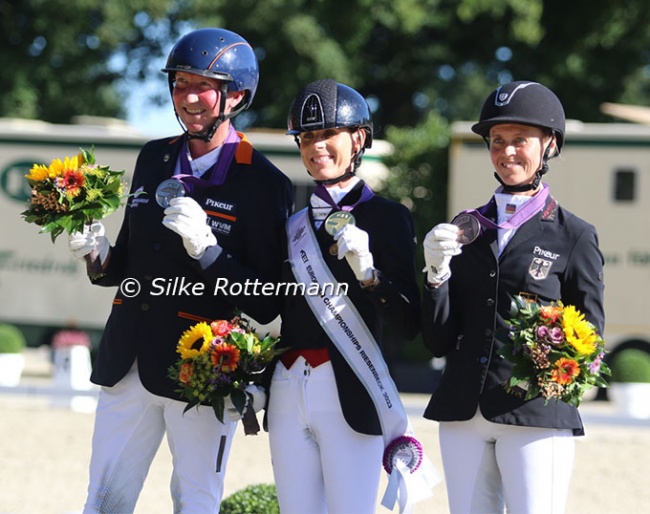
[266,79,428,513]
[421,81,605,513]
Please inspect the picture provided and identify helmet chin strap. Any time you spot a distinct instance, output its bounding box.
[313,170,356,186]
[494,142,552,193]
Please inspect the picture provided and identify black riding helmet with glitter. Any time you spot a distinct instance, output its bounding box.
[161,28,259,142]
[471,81,566,193]
[287,79,373,185]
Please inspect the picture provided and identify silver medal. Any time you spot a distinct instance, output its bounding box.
[155,179,186,208]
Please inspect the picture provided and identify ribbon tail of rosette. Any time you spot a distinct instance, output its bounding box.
[380,432,442,512]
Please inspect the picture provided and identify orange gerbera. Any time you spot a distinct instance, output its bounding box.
[552,358,580,385]
[61,169,86,197]
[178,362,194,384]
[211,342,240,373]
[539,304,563,323]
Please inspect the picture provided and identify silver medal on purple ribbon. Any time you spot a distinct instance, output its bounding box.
[155,179,186,208]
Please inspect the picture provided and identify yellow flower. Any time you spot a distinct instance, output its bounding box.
[49,154,84,178]
[25,153,85,182]
[562,305,598,355]
[25,164,52,182]
[177,322,213,359]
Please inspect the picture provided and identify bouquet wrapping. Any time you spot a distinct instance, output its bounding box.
[499,295,609,406]
[168,316,284,435]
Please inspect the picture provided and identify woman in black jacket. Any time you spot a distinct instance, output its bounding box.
[421,81,605,514]
[267,79,422,514]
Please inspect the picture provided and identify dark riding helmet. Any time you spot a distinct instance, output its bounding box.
[471,81,565,152]
[287,79,373,149]
[162,28,259,109]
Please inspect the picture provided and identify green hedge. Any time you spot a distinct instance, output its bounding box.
[0,324,27,353]
[610,349,650,383]
[220,483,279,514]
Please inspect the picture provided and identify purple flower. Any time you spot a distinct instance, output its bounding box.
[536,324,564,345]
[589,352,604,374]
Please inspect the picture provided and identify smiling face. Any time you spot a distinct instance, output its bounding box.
[488,123,556,194]
[171,71,244,144]
[298,127,366,184]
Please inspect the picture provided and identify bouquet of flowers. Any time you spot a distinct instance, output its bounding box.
[22,147,125,241]
[168,315,284,434]
[499,295,610,407]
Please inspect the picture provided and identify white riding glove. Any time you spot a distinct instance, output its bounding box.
[67,221,110,264]
[423,223,462,285]
[223,385,267,422]
[162,197,217,259]
[334,224,375,282]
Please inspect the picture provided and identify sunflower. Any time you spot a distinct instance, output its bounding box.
[48,154,84,177]
[562,305,599,355]
[25,164,52,182]
[211,342,241,373]
[551,357,580,385]
[177,322,213,359]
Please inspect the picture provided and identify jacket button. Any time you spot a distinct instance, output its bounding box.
[479,356,488,364]
[486,298,495,306]
[489,270,496,277]
[140,303,149,311]
[484,328,492,337]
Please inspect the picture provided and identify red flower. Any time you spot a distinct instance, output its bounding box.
[211,342,240,373]
[211,320,234,337]
[551,358,580,385]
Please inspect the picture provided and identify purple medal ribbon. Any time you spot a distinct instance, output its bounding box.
[463,183,550,231]
[174,125,241,192]
[313,182,375,211]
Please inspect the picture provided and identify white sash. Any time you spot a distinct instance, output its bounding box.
[287,208,440,512]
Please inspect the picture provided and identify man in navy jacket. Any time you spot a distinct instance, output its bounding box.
[68,28,293,513]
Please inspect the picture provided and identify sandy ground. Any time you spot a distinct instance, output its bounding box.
[1,348,649,514]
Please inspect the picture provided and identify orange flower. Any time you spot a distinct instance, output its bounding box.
[540,305,563,323]
[551,358,580,385]
[211,342,240,373]
[178,362,194,384]
[211,320,234,337]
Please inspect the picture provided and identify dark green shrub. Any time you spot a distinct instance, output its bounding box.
[0,324,27,353]
[220,483,279,514]
[610,349,650,383]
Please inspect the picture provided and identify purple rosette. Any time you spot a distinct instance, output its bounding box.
[382,435,424,475]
